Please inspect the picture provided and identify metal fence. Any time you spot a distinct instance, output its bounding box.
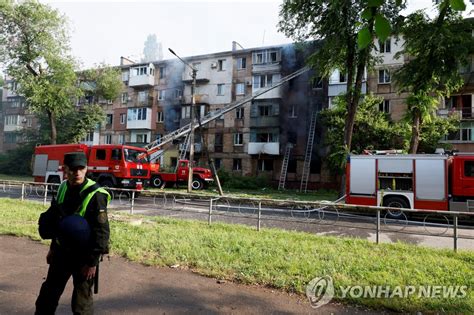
[2,180,473,252]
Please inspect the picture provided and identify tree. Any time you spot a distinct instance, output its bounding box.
[279,0,404,157]
[142,34,163,62]
[0,0,81,144]
[394,0,473,153]
[319,94,407,173]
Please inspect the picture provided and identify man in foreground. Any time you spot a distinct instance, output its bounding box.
[35,152,110,315]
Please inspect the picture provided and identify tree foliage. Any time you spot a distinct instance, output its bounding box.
[394,1,473,152]
[0,0,80,144]
[279,0,405,157]
[319,94,406,173]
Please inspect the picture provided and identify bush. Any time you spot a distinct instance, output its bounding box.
[0,144,35,176]
[217,168,270,189]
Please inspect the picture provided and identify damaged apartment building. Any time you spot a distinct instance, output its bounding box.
[110,42,331,189]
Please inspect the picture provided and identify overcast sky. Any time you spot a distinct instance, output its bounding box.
[5,0,474,72]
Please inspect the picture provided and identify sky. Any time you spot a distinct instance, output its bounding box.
[3,0,474,73]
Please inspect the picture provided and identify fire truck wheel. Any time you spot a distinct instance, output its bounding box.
[383,196,409,219]
[151,176,163,188]
[191,178,204,190]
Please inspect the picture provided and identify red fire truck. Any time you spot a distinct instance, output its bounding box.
[345,153,474,212]
[32,144,150,189]
[150,159,214,190]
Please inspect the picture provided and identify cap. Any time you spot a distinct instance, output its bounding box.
[64,152,87,168]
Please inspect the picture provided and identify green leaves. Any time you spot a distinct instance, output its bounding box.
[449,0,466,11]
[358,27,372,50]
[375,14,391,41]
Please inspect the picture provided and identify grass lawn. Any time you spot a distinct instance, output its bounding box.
[0,198,472,313]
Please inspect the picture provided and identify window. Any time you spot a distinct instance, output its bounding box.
[106,114,113,125]
[269,51,277,62]
[233,159,242,171]
[217,84,225,96]
[289,105,297,118]
[121,92,128,104]
[4,115,18,125]
[259,105,271,116]
[96,149,106,160]
[138,91,148,103]
[192,62,201,70]
[218,59,225,71]
[215,133,223,152]
[158,90,166,100]
[255,52,264,64]
[128,108,147,121]
[182,106,191,119]
[464,161,474,177]
[157,111,164,123]
[379,69,391,83]
[85,132,94,142]
[155,134,162,143]
[159,66,166,79]
[122,71,129,82]
[237,57,246,70]
[257,133,274,142]
[105,134,112,144]
[379,100,390,113]
[136,134,148,143]
[111,148,121,160]
[214,158,222,169]
[120,113,126,124]
[257,159,273,171]
[379,38,391,53]
[236,107,244,119]
[118,134,125,144]
[253,74,279,89]
[339,71,347,83]
[236,83,245,95]
[4,132,17,144]
[312,77,323,89]
[234,133,243,145]
[175,89,183,99]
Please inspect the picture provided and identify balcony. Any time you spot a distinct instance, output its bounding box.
[248,142,279,155]
[182,69,210,83]
[253,86,281,99]
[252,63,281,73]
[437,109,462,119]
[184,94,209,104]
[328,82,367,97]
[249,116,279,128]
[129,74,154,87]
[126,108,152,129]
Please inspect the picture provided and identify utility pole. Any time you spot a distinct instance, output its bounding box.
[169,48,197,193]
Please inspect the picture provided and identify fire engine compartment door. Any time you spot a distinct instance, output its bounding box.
[350,158,376,195]
[415,159,446,200]
[32,154,48,176]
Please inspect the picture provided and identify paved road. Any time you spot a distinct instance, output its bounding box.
[0,236,390,315]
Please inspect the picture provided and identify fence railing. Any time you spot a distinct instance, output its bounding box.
[1,180,473,252]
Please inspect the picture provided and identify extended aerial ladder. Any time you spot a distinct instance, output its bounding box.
[300,109,318,192]
[144,66,310,160]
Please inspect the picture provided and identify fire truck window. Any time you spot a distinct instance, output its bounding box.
[111,149,122,160]
[96,149,106,160]
[464,161,474,177]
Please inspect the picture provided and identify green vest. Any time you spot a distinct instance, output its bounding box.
[56,178,111,217]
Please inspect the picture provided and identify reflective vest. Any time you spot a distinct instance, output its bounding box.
[56,178,111,217]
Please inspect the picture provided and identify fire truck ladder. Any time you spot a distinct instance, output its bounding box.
[178,132,191,161]
[144,66,310,156]
[278,143,293,190]
[300,109,318,193]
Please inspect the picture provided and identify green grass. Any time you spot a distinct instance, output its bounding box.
[0,198,472,313]
[147,186,339,202]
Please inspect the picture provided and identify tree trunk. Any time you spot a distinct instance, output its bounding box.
[409,110,421,154]
[47,110,57,144]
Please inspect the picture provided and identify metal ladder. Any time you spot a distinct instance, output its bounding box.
[300,110,318,192]
[278,143,292,190]
[175,133,191,172]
